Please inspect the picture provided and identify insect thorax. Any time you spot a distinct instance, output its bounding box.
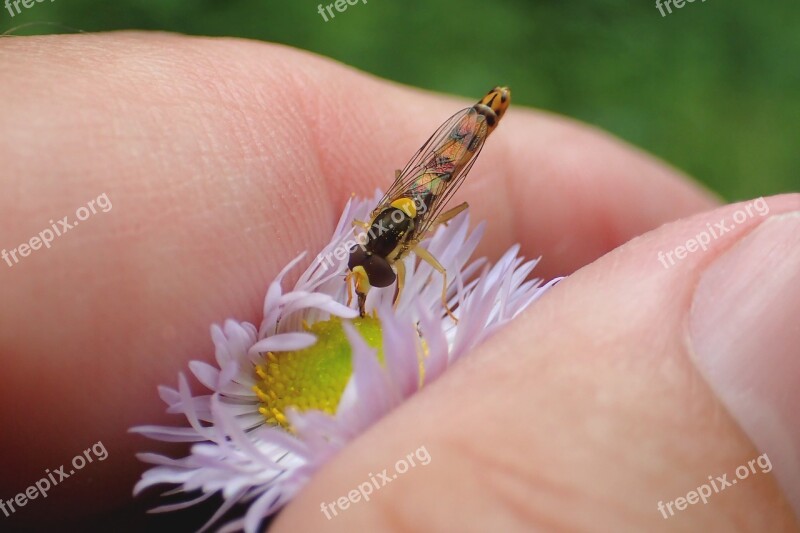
[365,207,415,259]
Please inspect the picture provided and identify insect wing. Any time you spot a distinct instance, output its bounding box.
[409,109,488,236]
[375,107,486,217]
[414,134,485,237]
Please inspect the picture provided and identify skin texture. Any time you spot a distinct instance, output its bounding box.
[0,32,796,531]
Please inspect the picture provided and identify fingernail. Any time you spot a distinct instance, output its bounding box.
[690,212,800,517]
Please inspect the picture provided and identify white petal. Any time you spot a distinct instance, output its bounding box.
[380,302,420,398]
[248,332,316,354]
[189,361,221,390]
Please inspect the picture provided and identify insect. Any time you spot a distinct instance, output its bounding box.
[346,86,511,320]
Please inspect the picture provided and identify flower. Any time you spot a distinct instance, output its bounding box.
[131,192,558,532]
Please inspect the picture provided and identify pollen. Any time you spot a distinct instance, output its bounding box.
[253,316,383,430]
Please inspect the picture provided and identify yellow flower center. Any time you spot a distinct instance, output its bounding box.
[253,316,383,429]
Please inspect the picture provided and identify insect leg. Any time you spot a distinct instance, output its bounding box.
[349,266,371,317]
[346,269,368,317]
[345,270,354,306]
[431,202,468,227]
[413,245,458,323]
[357,291,367,317]
[352,219,370,230]
[393,260,406,310]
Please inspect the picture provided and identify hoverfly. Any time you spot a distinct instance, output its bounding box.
[346,86,511,320]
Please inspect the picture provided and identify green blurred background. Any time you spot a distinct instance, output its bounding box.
[3,0,797,200]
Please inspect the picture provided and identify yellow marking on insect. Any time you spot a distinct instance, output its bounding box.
[390,197,417,218]
[352,265,370,292]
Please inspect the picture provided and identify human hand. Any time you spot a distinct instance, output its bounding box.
[1,32,796,531]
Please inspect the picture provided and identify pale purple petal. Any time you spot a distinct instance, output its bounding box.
[133,193,557,532]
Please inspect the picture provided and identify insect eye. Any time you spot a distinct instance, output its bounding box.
[363,255,396,288]
[347,245,367,270]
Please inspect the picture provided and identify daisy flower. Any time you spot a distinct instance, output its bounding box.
[131,191,558,532]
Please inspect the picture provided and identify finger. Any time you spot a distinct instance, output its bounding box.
[0,31,716,522]
[0,33,716,277]
[273,193,800,532]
